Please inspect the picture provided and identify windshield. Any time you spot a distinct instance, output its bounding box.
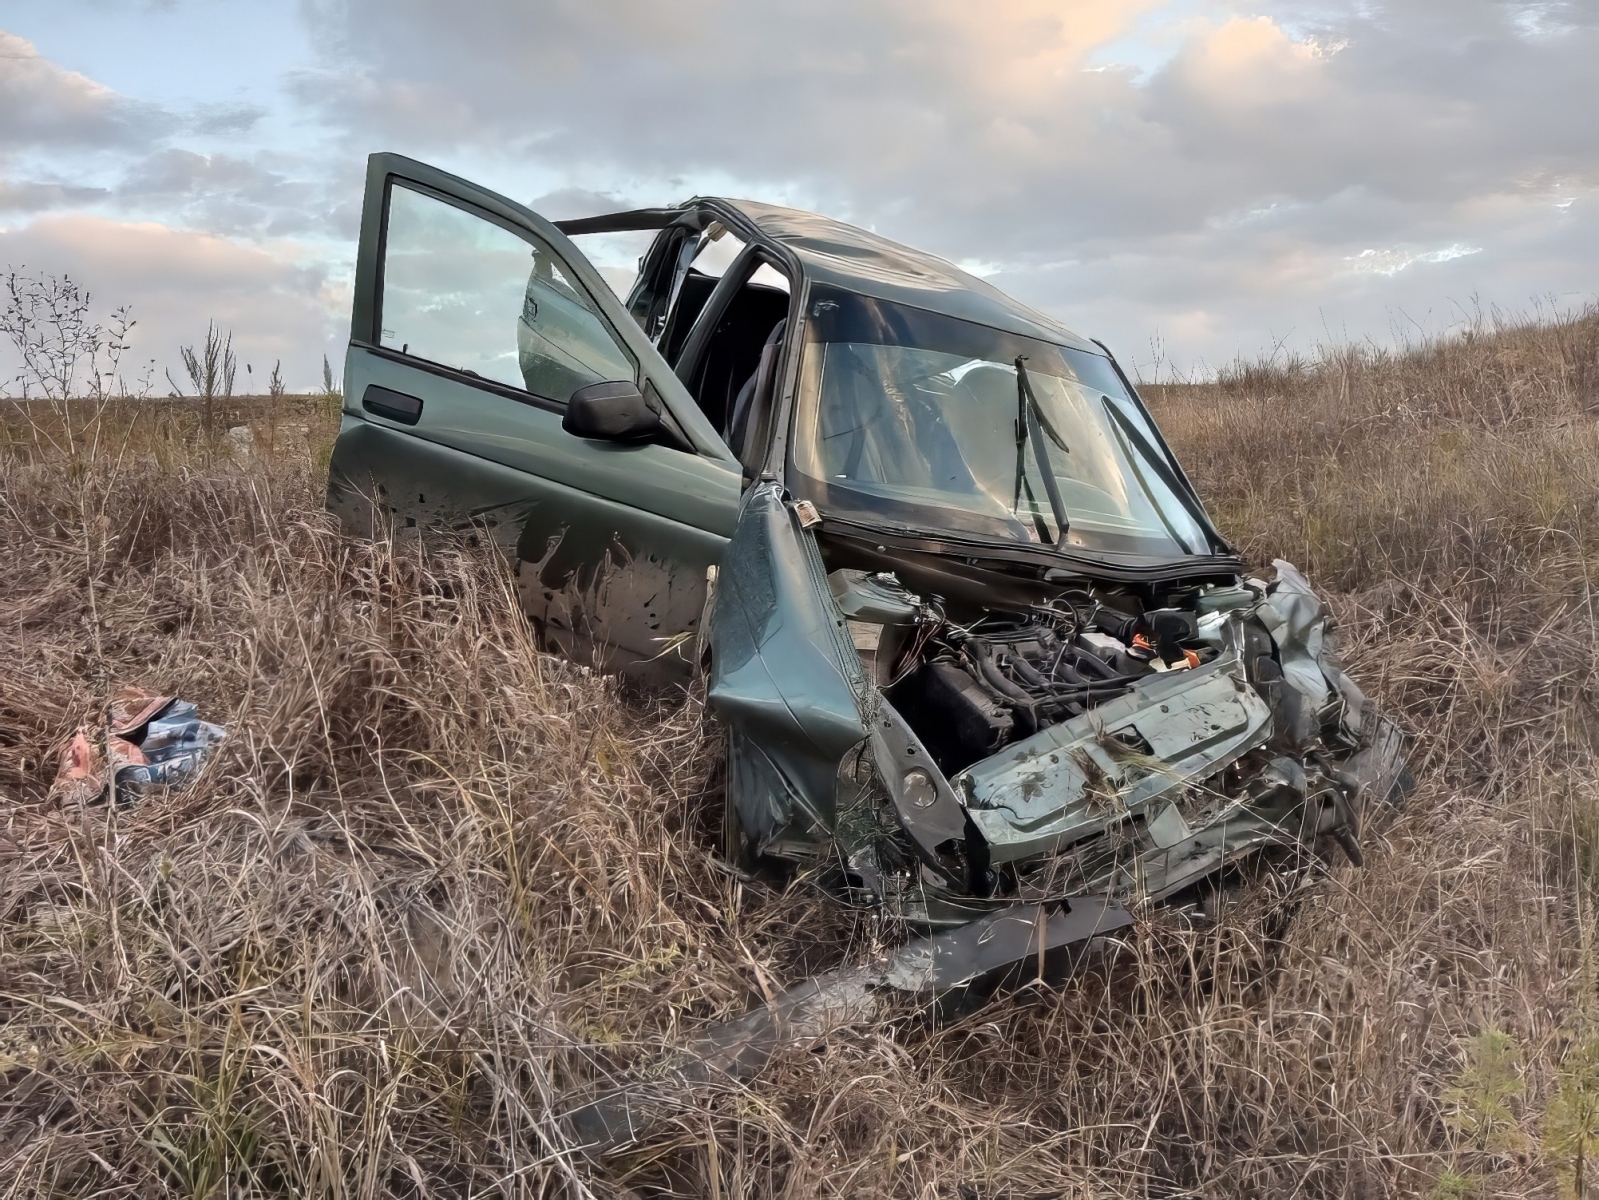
[791,287,1214,557]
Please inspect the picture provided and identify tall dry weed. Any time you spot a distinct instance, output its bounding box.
[0,309,1595,1196]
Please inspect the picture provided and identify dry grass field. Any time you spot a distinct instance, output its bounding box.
[3,308,1599,1198]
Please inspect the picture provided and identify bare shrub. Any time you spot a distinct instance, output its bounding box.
[168,320,238,441]
[0,268,155,465]
[320,352,342,421]
[0,269,148,403]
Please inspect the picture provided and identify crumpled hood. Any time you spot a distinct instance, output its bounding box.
[958,646,1272,864]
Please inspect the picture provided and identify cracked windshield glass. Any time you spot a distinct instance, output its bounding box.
[792,287,1211,556]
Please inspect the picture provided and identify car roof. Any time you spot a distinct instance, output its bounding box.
[712,198,1100,354]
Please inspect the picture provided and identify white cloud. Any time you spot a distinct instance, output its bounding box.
[1511,1,1580,39]
[0,29,166,152]
[0,215,345,393]
[277,0,1599,366]
[0,178,109,212]
[2,1,1598,374]
[1345,243,1483,276]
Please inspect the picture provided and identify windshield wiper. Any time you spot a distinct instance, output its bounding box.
[1097,394,1214,554]
[1013,356,1071,545]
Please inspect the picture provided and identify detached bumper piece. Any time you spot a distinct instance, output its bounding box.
[563,896,1133,1152]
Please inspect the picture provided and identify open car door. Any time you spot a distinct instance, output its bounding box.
[327,153,743,681]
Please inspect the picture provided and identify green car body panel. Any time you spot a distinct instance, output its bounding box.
[329,155,741,680]
[328,152,1409,933]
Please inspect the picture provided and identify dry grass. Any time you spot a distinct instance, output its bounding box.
[2,310,1598,1197]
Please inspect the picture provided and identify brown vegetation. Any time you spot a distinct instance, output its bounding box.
[3,308,1599,1197]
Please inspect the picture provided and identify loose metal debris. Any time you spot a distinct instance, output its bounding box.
[323,154,1412,1144]
[564,897,1133,1149]
[50,686,225,807]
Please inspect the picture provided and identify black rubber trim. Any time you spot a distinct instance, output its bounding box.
[820,517,1245,585]
[362,384,424,426]
[555,208,683,235]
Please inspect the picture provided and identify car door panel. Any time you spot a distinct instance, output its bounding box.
[328,415,539,554]
[328,414,728,679]
[343,344,738,538]
[328,153,741,680]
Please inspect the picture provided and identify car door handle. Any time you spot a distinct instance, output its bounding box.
[362,385,423,426]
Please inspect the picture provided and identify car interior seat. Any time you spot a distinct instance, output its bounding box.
[728,317,786,472]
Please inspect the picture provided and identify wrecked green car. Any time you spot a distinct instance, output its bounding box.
[328,153,1409,941]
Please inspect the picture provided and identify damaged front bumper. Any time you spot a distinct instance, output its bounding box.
[709,484,1410,928]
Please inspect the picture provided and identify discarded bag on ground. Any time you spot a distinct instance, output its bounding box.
[50,685,225,807]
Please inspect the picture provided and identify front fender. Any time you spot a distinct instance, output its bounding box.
[707,484,871,852]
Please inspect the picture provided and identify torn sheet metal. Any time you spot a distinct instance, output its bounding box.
[50,686,225,807]
[708,482,873,854]
[709,542,1410,926]
[956,645,1274,864]
[563,895,1132,1152]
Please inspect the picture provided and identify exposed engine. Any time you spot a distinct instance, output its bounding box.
[888,597,1214,775]
[823,564,1409,920]
[835,570,1259,771]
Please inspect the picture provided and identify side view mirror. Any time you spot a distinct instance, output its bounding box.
[562,380,662,443]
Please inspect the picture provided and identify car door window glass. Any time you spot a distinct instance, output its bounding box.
[380,183,635,402]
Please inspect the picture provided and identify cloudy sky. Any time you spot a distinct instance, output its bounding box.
[1,0,1594,391]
